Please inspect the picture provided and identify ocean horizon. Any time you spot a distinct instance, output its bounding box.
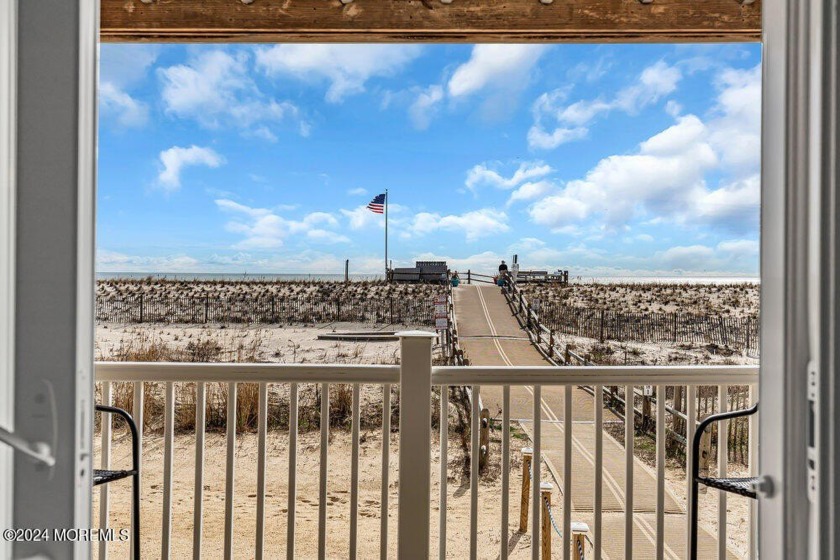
[97,271,760,284]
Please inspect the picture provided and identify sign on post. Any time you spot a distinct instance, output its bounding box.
[434,295,448,330]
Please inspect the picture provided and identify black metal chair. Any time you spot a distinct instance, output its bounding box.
[94,404,140,559]
[689,402,759,560]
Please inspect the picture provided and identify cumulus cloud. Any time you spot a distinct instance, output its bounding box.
[507,180,555,206]
[99,82,150,128]
[216,199,343,250]
[407,208,509,242]
[99,45,159,129]
[409,85,444,130]
[465,161,552,192]
[159,49,308,139]
[157,146,224,191]
[255,45,423,103]
[528,60,682,150]
[447,45,549,98]
[347,187,369,196]
[527,63,761,233]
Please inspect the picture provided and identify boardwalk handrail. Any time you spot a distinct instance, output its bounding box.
[93,342,758,560]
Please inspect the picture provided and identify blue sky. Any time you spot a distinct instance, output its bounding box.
[97,43,761,277]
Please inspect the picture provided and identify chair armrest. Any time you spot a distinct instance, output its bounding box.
[95,405,140,473]
[691,402,758,479]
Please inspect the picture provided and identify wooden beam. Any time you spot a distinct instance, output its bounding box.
[101,0,761,44]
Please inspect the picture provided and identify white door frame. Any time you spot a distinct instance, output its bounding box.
[760,0,837,558]
[0,1,18,558]
[10,1,97,558]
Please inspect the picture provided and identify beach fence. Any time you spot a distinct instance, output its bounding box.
[514,291,760,354]
[95,294,438,326]
[503,280,756,465]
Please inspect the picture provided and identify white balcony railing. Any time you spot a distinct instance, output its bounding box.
[94,332,759,560]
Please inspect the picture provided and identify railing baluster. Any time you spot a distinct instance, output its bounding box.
[288,382,299,559]
[469,384,480,560]
[563,385,572,560]
[255,382,268,559]
[99,381,112,560]
[718,384,728,559]
[501,385,510,560]
[162,382,175,560]
[132,381,143,560]
[625,384,634,560]
[439,385,448,560]
[382,383,391,560]
[193,382,205,560]
[350,383,361,559]
[224,382,237,560]
[656,384,666,560]
[594,384,603,560]
[318,382,329,560]
[532,385,541,560]
[686,384,697,559]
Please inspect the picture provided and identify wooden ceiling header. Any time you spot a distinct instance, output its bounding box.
[101,0,761,43]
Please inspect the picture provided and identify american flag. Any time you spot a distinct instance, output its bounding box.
[367,193,386,214]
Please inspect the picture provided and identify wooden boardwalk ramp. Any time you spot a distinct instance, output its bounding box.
[452,285,737,560]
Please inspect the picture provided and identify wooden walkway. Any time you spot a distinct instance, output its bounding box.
[453,285,735,560]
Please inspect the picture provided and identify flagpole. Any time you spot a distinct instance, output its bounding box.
[384,189,389,278]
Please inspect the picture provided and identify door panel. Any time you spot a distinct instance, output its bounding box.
[10,1,96,558]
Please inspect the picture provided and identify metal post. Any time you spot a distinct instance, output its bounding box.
[519,448,532,532]
[397,331,436,559]
[345,259,349,282]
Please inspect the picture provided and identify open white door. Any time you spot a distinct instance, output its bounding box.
[1,1,97,558]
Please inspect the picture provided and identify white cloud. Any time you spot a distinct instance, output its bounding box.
[306,229,350,244]
[466,161,552,192]
[159,49,308,139]
[101,45,160,89]
[99,45,159,129]
[347,187,369,196]
[99,82,149,128]
[408,208,509,242]
[216,199,343,250]
[527,64,761,233]
[408,85,444,130]
[447,45,549,98]
[255,45,423,103]
[342,206,383,230]
[97,250,200,272]
[528,60,682,150]
[157,146,224,191]
[507,180,555,206]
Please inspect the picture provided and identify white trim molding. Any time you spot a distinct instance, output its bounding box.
[74,0,98,553]
[0,0,17,556]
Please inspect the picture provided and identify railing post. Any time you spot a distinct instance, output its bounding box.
[397,330,436,559]
[571,522,589,560]
[540,482,553,559]
[519,447,532,532]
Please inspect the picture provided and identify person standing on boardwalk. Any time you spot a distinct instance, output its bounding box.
[497,260,509,287]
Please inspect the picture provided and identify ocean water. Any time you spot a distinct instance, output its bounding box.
[97,271,759,284]
[97,272,386,282]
